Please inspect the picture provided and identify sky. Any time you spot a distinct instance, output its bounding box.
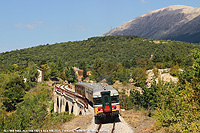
[0,0,200,53]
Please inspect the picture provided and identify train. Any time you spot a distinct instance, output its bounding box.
[75,82,121,119]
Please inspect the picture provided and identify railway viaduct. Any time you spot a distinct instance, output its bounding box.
[54,85,90,116]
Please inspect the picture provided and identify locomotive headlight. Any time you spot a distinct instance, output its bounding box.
[112,105,116,109]
[98,107,102,111]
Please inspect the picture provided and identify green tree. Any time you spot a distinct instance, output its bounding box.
[1,73,25,111]
[130,89,142,106]
[117,67,130,84]
[154,48,200,132]
[170,63,180,76]
[65,67,77,83]
[56,58,64,72]
[130,80,160,109]
[191,48,200,78]
[25,62,39,89]
[5,85,50,130]
[119,89,129,109]
[40,64,50,81]
[48,62,58,79]
[79,61,87,79]
[155,81,200,132]
[91,58,105,81]
[132,67,147,86]
[141,81,159,109]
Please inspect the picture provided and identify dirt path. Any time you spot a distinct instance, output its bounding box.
[121,109,156,133]
[60,105,94,132]
[61,115,93,131]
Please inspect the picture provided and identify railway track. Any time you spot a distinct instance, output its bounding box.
[87,116,133,133]
[96,122,115,133]
[111,122,115,133]
[96,124,102,133]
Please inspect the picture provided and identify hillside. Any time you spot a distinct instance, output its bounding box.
[103,5,200,43]
[1,35,200,132]
[0,35,199,68]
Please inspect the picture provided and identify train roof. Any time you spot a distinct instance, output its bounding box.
[75,82,119,97]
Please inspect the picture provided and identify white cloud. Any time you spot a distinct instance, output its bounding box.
[15,21,43,29]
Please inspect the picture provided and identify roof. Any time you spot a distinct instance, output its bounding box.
[36,66,44,71]
[75,82,118,97]
[87,71,92,74]
[72,67,83,72]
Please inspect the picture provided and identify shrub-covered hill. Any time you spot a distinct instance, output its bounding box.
[0,35,199,67]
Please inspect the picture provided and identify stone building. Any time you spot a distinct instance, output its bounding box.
[72,67,83,82]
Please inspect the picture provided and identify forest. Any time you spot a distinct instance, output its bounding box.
[0,35,199,69]
[0,35,200,132]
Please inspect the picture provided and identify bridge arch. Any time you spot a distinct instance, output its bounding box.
[57,97,59,111]
[65,101,69,112]
[54,85,89,116]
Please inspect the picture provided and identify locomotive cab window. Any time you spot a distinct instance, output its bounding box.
[104,96,109,103]
[93,97,102,105]
[111,96,119,103]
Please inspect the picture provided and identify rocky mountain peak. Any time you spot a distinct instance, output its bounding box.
[148,5,194,15]
[103,5,200,43]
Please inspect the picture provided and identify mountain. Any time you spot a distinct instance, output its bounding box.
[103,5,200,43]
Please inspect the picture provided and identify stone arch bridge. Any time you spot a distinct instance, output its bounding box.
[54,85,91,116]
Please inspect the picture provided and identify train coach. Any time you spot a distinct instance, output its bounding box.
[75,82,121,119]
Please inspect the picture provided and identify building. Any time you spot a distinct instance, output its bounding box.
[36,67,44,82]
[87,71,92,78]
[72,67,83,82]
[72,67,92,82]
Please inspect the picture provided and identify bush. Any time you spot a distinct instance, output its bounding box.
[43,112,74,129]
[132,67,147,86]
[1,73,25,111]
